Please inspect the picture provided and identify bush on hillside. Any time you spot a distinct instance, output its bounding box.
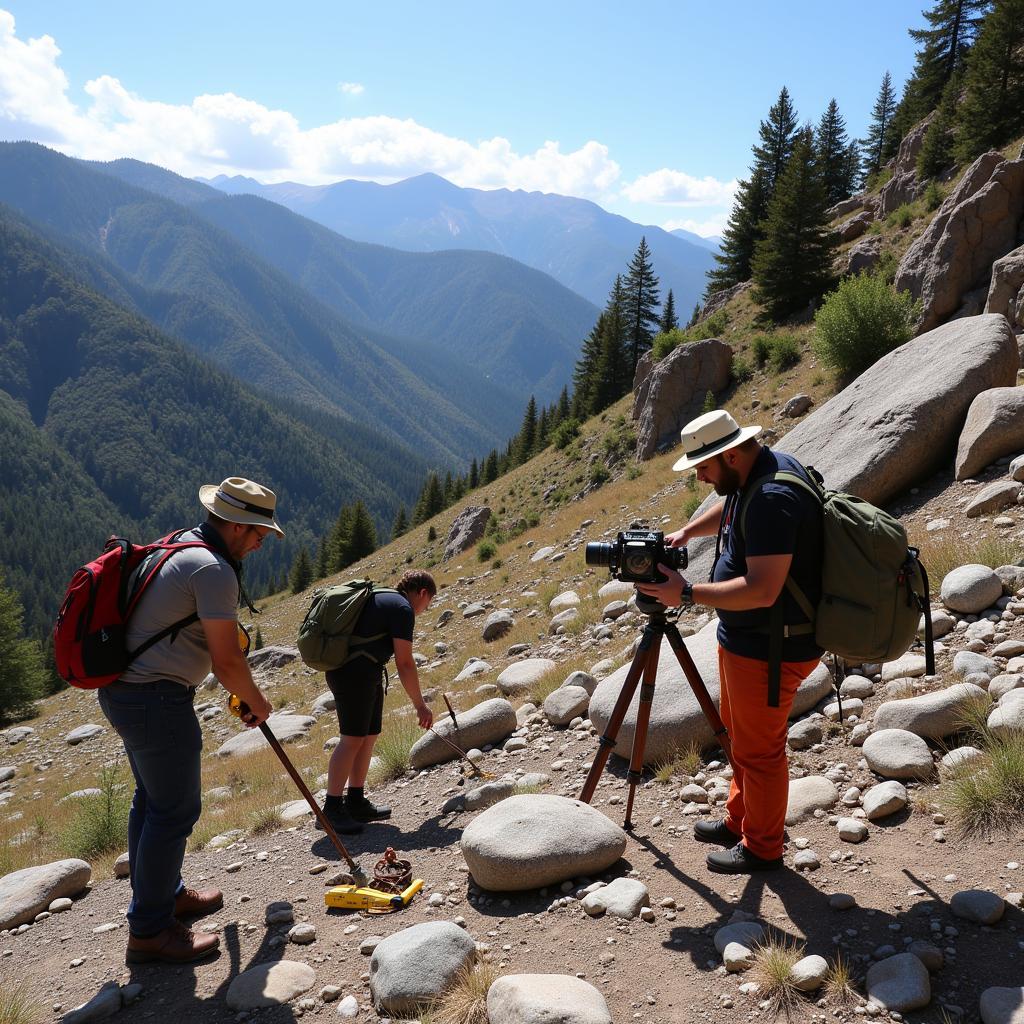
[550,418,581,450]
[650,310,729,359]
[813,273,920,379]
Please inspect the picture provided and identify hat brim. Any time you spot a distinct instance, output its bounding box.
[672,425,763,472]
[199,484,285,537]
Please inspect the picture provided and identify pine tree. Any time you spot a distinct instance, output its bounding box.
[556,386,571,423]
[346,501,377,563]
[909,0,991,111]
[572,313,607,417]
[815,99,855,206]
[917,71,962,178]
[753,86,800,192]
[752,129,837,321]
[254,626,265,651]
[0,571,46,721]
[289,546,313,594]
[391,504,409,540]
[482,450,499,484]
[442,470,455,507]
[955,0,1024,162]
[314,538,330,579]
[327,504,355,573]
[412,473,444,526]
[468,459,479,490]
[536,406,550,449]
[623,239,661,380]
[659,289,679,333]
[515,396,538,464]
[592,277,631,410]
[705,166,770,294]
[861,71,898,182]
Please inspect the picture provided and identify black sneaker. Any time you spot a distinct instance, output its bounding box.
[346,794,392,822]
[706,842,783,874]
[315,803,364,835]
[693,819,740,846]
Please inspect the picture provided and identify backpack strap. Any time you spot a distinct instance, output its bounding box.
[736,467,822,707]
[338,587,403,668]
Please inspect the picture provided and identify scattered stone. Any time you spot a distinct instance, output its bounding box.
[830,893,857,910]
[247,645,299,672]
[723,941,755,972]
[794,850,821,871]
[873,683,987,740]
[941,564,1005,613]
[61,981,124,1024]
[837,817,869,843]
[787,717,824,750]
[0,859,91,930]
[953,651,1002,681]
[543,686,591,727]
[265,901,294,925]
[563,671,598,696]
[940,747,984,775]
[862,781,908,821]
[966,481,1023,517]
[785,776,839,824]
[487,974,612,1024]
[216,713,315,757]
[65,724,104,746]
[714,921,765,954]
[791,955,829,992]
[862,729,934,780]
[865,952,931,1012]
[908,941,944,972]
[950,889,1005,925]
[225,961,317,1010]
[981,986,1024,1024]
[581,878,649,920]
[113,854,130,879]
[482,611,514,642]
[288,923,317,944]
[496,659,558,696]
[337,994,360,1018]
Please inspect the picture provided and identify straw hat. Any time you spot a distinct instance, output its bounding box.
[671,410,762,472]
[199,477,284,536]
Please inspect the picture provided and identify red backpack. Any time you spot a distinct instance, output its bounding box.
[54,531,215,689]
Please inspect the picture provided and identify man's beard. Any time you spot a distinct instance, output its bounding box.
[713,462,742,495]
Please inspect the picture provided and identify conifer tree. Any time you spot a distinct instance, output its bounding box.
[752,129,837,321]
[909,0,990,110]
[572,313,607,416]
[254,626,264,651]
[482,449,499,484]
[954,0,1024,162]
[861,71,898,182]
[556,386,571,423]
[592,277,631,410]
[815,99,855,206]
[536,406,550,449]
[314,538,330,579]
[442,470,455,507]
[327,504,354,573]
[346,501,377,563]
[289,546,313,594]
[468,459,479,490]
[706,166,770,294]
[660,289,679,333]
[515,396,538,464]
[623,240,661,379]
[0,571,46,721]
[752,86,800,192]
[917,71,962,177]
[391,504,409,540]
[412,473,444,526]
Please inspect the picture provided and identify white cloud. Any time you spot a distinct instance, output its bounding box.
[622,168,737,207]
[338,81,365,96]
[661,215,728,239]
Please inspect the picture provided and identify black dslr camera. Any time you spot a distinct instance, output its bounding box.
[584,530,687,584]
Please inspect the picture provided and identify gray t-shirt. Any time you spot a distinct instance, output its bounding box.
[120,529,239,687]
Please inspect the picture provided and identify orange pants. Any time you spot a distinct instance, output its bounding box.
[718,647,820,860]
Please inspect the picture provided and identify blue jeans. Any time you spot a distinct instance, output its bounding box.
[97,680,203,937]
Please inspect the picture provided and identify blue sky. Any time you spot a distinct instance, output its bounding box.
[0,2,926,235]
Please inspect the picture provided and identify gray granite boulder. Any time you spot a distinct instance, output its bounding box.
[66,724,104,745]
[684,314,1018,581]
[543,686,591,727]
[461,795,626,892]
[0,858,92,929]
[873,683,987,740]
[953,650,1002,680]
[549,591,581,613]
[443,506,491,560]
[966,480,1023,517]
[981,986,1024,1024]
[786,776,839,825]
[370,922,476,1015]
[989,691,1024,735]
[216,713,315,757]
[487,975,612,1024]
[866,952,931,1011]
[247,645,299,672]
[956,389,1024,480]
[951,889,1005,925]
[497,659,557,696]
[863,729,934,780]
[942,565,1005,614]
[410,698,516,769]
[588,620,832,764]
[482,610,514,642]
[862,781,908,821]
[226,962,316,1010]
[581,877,649,919]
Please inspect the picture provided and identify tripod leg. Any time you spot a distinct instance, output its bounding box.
[623,646,658,830]
[578,623,658,804]
[664,623,733,765]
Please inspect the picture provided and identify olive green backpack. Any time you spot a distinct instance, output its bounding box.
[296,579,398,672]
[735,464,934,706]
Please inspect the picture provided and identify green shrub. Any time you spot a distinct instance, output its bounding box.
[752,336,771,367]
[59,763,131,860]
[626,464,643,480]
[813,273,920,379]
[651,310,730,358]
[922,181,944,211]
[731,357,753,383]
[589,464,611,486]
[427,525,437,542]
[551,418,581,450]
[886,203,914,229]
[766,333,801,373]
[702,390,715,414]
[370,717,422,783]
[477,540,497,562]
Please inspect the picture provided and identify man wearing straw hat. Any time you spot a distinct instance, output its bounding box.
[98,477,282,964]
[637,411,823,875]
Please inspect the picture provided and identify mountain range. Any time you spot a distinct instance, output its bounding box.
[201,172,719,311]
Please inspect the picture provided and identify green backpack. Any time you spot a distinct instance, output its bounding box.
[735,464,934,706]
[296,579,398,672]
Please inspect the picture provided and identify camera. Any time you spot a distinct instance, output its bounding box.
[584,530,687,584]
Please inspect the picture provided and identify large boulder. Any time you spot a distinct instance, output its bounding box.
[877,171,924,218]
[247,645,299,672]
[443,506,491,560]
[965,480,1023,517]
[225,962,316,1010]
[587,620,832,765]
[842,234,883,277]
[632,339,733,460]
[461,795,627,891]
[942,564,1004,613]
[497,659,557,696]
[409,698,516,769]
[543,686,592,727]
[865,952,931,1012]
[786,776,839,825]
[985,244,1024,334]
[956,389,1024,479]
[369,921,476,1015]
[685,315,1017,581]
[699,281,752,321]
[873,683,987,740]
[0,859,92,929]
[894,113,936,175]
[487,975,612,1024]
[215,713,315,757]
[895,153,1024,333]
[863,729,934,780]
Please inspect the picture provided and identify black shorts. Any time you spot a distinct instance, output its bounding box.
[325,666,384,737]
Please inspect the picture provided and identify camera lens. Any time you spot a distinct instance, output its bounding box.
[623,549,653,578]
[584,542,615,567]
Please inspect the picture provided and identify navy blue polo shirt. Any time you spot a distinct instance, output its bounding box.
[346,590,415,680]
[711,447,824,662]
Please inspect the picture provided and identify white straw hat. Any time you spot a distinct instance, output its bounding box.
[671,410,762,472]
[198,477,284,536]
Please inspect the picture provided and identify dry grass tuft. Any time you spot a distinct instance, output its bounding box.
[431,961,498,1024]
[910,530,1021,588]
[941,730,1024,839]
[751,936,805,1018]
[0,984,42,1024]
[370,716,424,784]
[825,953,858,1005]
[652,740,702,783]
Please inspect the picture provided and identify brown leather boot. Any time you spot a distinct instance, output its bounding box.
[126,920,220,965]
[174,887,224,919]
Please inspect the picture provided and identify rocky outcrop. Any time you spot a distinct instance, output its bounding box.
[842,234,883,277]
[895,153,1024,333]
[828,196,865,221]
[700,281,752,321]
[956,388,1024,479]
[836,211,873,242]
[632,338,733,460]
[686,315,1018,581]
[894,114,936,175]
[985,244,1024,335]
[878,172,924,218]
[443,506,491,560]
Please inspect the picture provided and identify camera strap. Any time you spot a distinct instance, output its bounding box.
[710,494,737,581]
